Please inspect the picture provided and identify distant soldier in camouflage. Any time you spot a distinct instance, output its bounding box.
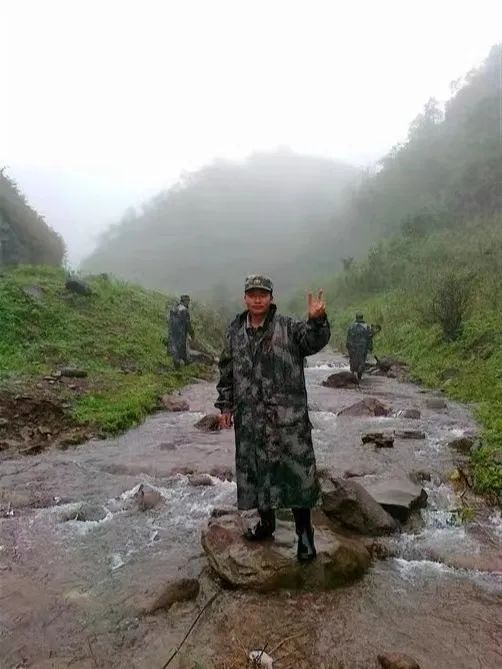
[346,313,371,379]
[216,275,330,562]
[168,294,194,369]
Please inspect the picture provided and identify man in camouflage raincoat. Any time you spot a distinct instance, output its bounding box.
[168,294,194,368]
[346,313,371,379]
[216,275,330,561]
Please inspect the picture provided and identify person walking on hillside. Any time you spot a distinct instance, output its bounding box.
[168,294,194,369]
[215,275,330,562]
[346,313,372,379]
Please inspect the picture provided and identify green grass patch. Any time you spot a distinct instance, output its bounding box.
[0,265,222,434]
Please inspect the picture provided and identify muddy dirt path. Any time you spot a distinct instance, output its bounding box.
[1,353,501,668]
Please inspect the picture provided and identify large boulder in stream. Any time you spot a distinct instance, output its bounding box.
[337,397,390,417]
[201,512,370,592]
[321,476,398,535]
[360,479,428,522]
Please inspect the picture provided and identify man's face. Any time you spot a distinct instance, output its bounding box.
[244,289,272,317]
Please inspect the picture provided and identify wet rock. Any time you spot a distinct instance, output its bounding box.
[59,367,88,378]
[362,536,396,560]
[211,505,237,518]
[20,443,43,456]
[321,476,398,535]
[65,278,92,296]
[133,484,164,511]
[322,371,359,389]
[448,436,475,455]
[343,466,376,479]
[337,397,390,417]
[376,357,407,373]
[194,414,221,431]
[361,479,428,522]
[409,470,432,484]
[362,432,394,448]
[425,398,447,410]
[201,512,370,591]
[398,408,421,419]
[378,652,421,669]
[160,395,189,412]
[188,473,215,487]
[394,429,426,440]
[138,578,200,614]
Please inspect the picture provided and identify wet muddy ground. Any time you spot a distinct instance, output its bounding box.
[1,353,501,668]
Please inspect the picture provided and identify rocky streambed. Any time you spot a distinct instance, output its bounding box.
[0,353,501,668]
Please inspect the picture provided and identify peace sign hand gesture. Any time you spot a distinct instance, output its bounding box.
[308,289,326,319]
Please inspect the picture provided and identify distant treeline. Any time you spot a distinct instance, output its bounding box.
[0,171,65,267]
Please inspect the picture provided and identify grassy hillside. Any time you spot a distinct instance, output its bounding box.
[0,266,222,437]
[295,217,502,497]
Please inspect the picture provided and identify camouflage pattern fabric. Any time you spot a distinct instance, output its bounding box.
[215,304,330,510]
[168,302,194,363]
[346,320,371,375]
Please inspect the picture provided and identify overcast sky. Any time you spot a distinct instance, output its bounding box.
[2,0,501,265]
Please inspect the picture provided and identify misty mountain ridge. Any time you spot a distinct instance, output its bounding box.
[81,150,360,301]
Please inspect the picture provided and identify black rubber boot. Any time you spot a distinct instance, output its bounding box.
[293,508,316,562]
[244,509,276,541]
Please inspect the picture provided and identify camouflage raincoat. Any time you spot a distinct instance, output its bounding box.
[168,302,194,363]
[215,305,330,510]
[346,320,371,376]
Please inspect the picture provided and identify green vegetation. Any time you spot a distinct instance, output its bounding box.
[0,171,64,266]
[0,266,222,434]
[288,45,502,497]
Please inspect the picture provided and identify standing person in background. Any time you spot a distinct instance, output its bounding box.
[346,313,371,379]
[167,294,194,369]
[215,275,330,562]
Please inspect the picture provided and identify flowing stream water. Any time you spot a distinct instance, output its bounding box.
[0,353,501,668]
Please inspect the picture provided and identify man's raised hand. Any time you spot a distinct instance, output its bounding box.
[308,289,326,319]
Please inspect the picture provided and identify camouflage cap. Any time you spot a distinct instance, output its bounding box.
[245,274,273,293]
[180,294,190,302]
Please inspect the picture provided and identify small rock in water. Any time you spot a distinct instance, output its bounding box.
[394,429,426,440]
[447,436,474,455]
[361,479,428,522]
[338,397,391,417]
[194,414,221,431]
[135,484,164,511]
[378,652,421,669]
[362,432,394,448]
[249,650,274,668]
[425,398,447,410]
[409,470,432,484]
[140,578,200,614]
[399,408,421,419]
[322,371,359,389]
[188,473,215,487]
[321,476,398,535]
[160,394,190,412]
